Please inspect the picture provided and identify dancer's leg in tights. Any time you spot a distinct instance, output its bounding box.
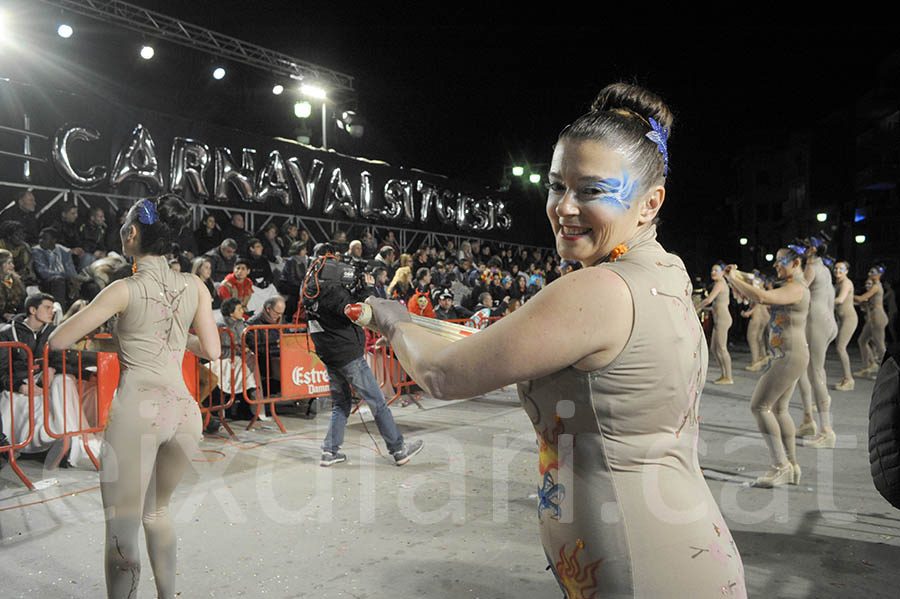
[835,314,856,383]
[797,370,814,425]
[101,402,201,599]
[807,323,837,431]
[750,365,800,467]
[857,321,873,368]
[712,322,732,379]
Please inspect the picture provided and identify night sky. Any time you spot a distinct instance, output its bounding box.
[5,2,899,257]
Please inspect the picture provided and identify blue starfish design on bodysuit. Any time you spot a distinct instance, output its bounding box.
[538,471,565,520]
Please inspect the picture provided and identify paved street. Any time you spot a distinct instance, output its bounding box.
[1,346,898,598]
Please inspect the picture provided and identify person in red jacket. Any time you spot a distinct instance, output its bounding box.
[218,258,253,312]
[407,288,436,318]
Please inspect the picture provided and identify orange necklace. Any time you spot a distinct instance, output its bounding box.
[608,244,628,262]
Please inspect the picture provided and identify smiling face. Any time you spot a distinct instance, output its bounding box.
[774,249,800,279]
[834,262,849,282]
[546,139,660,266]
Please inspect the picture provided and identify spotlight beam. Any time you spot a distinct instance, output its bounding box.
[33,0,355,93]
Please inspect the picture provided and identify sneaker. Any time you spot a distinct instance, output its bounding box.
[392,439,424,466]
[320,451,347,467]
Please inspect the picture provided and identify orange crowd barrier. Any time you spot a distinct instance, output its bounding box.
[1,341,37,490]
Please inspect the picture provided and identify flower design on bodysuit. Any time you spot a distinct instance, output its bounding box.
[555,543,604,599]
[139,273,188,367]
[537,471,566,521]
[768,307,788,358]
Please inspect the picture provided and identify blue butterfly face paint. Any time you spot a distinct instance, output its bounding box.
[588,171,637,212]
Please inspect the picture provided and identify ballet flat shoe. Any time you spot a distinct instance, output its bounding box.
[834,379,855,391]
[713,377,734,385]
[791,463,802,486]
[795,420,817,438]
[746,361,764,372]
[854,365,877,377]
[752,464,793,488]
[804,430,836,449]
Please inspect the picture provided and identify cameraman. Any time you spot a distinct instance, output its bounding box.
[304,245,424,467]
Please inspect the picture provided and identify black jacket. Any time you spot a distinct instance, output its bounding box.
[305,281,366,369]
[0,314,62,391]
[870,343,900,510]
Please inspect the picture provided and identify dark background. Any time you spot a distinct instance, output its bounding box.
[1,2,897,272]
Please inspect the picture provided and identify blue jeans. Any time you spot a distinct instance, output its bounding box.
[321,355,403,454]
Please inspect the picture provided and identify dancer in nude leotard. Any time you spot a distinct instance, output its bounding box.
[795,236,839,447]
[365,83,745,598]
[741,274,770,371]
[833,261,858,391]
[854,265,889,378]
[698,262,733,384]
[725,244,809,488]
[50,195,221,599]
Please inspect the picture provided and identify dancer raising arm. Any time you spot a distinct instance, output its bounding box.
[833,261,858,391]
[697,262,734,384]
[724,245,809,487]
[364,83,745,598]
[854,264,889,378]
[48,195,220,599]
[741,274,770,371]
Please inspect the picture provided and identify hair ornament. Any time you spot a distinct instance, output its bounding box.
[138,199,158,225]
[810,236,823,248]
[645,118,669,176]
[877,265,885,274]
[787,243,806,255]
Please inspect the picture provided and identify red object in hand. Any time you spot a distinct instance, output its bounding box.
[344,304,363,322]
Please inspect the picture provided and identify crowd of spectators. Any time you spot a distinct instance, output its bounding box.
[0,189,568,327]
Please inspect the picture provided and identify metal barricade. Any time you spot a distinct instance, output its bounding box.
[1,341,37,490]
[241,323,332,433]
[186,328,238,439]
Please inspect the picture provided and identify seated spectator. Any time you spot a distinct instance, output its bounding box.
[191,256,220,310]
[245,238,274,288]
[0,220,37,286]
[369,246,395,279]
[195,213,223,255]
[471,291,507,329]
[0,189,39,244]
[371,267,388,299]
[223,213,250,253]
[435,290,473,321]
[386,266,414,304]
[246,295,287,396]
[347,239,364,261]
[205,238,238,282]
[445,271,471,307]
[210,297,263,421]
[259,223,282,264]
[50,203,85,260]
[77,206,108,270]
[31,227,80,308]
[279,221,299,253]
[217,258,253,311]
[361,231,378,259]
[0,292,100,467]
[414,266,431,293]
[76,252,128,302]
[275,241,308,321]
[0,249,26,322]
[408,288,436,319]
[298,228,314,255]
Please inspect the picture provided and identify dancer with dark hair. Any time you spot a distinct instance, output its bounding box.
[725,244,809,487]
[49,194,221,599]
[363,82,745,597]
[698,262,733,384]
[833,261,858,391]
[795,235,839,447]
[855,264,889,377]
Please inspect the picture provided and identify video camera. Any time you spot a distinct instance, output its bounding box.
[303,245,373,300]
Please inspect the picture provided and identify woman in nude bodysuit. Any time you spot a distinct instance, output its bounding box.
[741,274,769,372]
[795,237,839,448]
[365,83,746,598]
[832,261,858,391]
[50,196,221,599]
[697,262,734,384]
[854,265,889,378]
[725,244,810,488]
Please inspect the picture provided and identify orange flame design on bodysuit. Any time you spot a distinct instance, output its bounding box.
[555,543,604,599]
[538,418,565,475]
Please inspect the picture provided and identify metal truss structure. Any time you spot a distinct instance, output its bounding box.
[34,0,356,94]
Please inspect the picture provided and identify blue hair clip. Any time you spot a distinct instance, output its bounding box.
[138,200,158,225]
[787,244,806,255]
[645,118,669,176]
[823,256,833,266]
[810,236,822,248]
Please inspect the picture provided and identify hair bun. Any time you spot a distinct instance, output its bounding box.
[156,194,192,236]
[591,82,674,135]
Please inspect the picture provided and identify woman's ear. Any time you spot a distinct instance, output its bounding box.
[637,185,665,225]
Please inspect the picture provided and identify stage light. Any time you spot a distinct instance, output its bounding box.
[140,45,154,60]
[765,253,774,262]
[272,84,284,95]
[739,237,748,246]
[57,24,74,38]
[855,234,866,244]
[300,83,327,100]
[294,101,312,119]
[816,212,827,222]
[212,67,226,80]
[529,173,541,184]
[512,166,524,177]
